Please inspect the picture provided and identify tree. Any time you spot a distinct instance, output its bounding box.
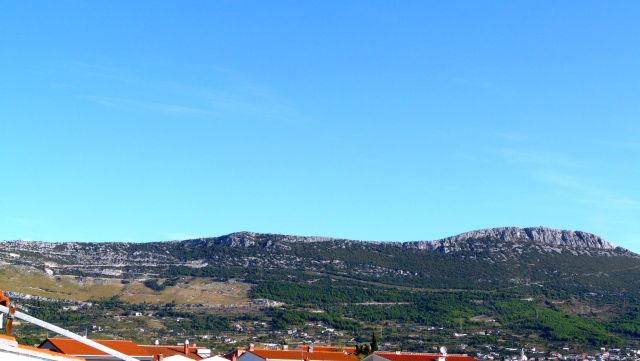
[371,331,379,352]
[356,344,371,356]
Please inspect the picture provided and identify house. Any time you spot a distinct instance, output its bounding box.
[224,346,248,361]
[362,352,479,361]
[164,356,196,361]
[225,345,356,361]
[141,341,212,360]
[0,334,85,361]
[39,338,154,361]
[236,346,358,361]
[201,356,231,361]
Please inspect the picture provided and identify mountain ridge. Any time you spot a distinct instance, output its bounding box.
[404,226,616,252]
[0,226,621,251]
[179,226,620,252]
[2,226,640,351]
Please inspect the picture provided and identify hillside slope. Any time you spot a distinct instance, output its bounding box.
[2,227,640,352]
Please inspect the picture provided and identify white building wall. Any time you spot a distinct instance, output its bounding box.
[0,336,83,361]
[0,350,51,361]
[0,349,82,361]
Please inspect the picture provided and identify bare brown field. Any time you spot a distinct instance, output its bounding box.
[120,278,251,305]
[0,266,251,306]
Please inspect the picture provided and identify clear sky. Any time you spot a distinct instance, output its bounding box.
[1,1,639,251]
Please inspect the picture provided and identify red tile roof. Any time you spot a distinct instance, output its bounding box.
[374,352,478,361]
[0,335,85,361]
[249,350,358,361]
[141,345,208,360]
[41,338,153,357]
[224,347,247,360]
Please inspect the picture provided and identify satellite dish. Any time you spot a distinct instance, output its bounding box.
[440,347,447,355]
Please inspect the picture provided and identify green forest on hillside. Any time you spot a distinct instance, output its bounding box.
[5,234,640,352]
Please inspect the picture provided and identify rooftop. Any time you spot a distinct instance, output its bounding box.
[248,349,358,361]
[0,334,85,361]
[141,344,211,360]
[40,338,154,357]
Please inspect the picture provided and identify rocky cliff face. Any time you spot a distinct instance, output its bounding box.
[1,226,638,302]
[453,226,611,247]
[0,226,629,278]
[451,226,612,248]
[220,226,614,251]
[182,231,337,249]
[404,226,615,252]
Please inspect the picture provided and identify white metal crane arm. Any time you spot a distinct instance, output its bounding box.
[0,304,139,361]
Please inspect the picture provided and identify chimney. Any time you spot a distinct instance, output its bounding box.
[283,345,289,351]
[249,344,255,352]
[184,340,190,355]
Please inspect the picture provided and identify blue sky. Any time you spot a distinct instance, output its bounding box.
[1,1,639,250]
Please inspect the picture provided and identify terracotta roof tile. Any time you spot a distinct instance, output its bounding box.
[250,350,358,361]
[0,335,85,361]
[18,344,88,361]
[42,338,153,356]
[141,345,209,360]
